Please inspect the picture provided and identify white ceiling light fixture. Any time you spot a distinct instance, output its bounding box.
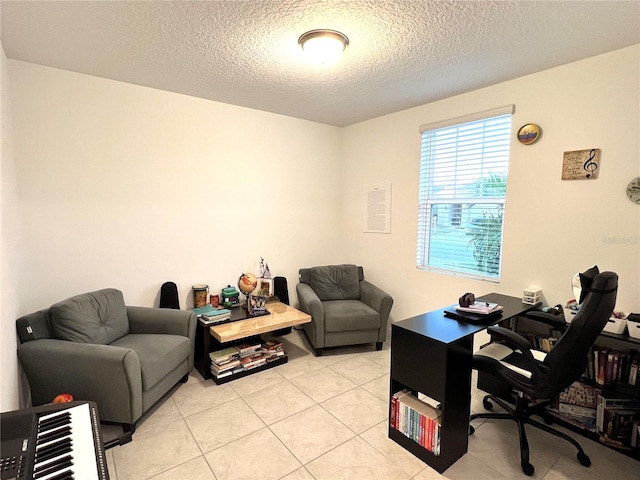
[298,29,349,65]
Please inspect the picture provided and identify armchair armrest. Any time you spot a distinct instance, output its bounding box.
[296,283,325,347]
[127,306,196,338]
[296,283,323,320]
[360,280,393,342]
[360,280,393,316]
[17,339,143,424]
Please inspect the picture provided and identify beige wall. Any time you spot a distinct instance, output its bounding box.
[2,45,639,412]
[341,45,640,323]
[1,43,22,411]
[2,60,345,410]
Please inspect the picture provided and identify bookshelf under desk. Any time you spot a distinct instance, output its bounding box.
[389,293,538,473]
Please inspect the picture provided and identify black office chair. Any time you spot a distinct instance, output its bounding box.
[469,267,618,476]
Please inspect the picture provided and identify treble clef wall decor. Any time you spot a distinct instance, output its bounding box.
[561,148,602,180]
[583,149,598,178]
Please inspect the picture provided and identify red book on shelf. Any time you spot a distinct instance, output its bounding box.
[390,395,398,430]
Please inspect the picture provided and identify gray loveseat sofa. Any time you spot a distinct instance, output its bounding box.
[296,264,393,355]
[16,288,197,437]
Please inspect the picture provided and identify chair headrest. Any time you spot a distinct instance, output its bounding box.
[581,270,618,299]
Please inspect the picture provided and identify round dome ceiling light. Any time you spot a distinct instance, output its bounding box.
[298,29,349,65]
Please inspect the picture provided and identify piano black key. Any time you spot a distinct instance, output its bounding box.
[37,426,72,444]
[38,413,71,432]
[33,454,73,479]
[35,439,72,463]
[45,470,75,480]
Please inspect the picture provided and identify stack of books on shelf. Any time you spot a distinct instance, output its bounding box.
[209,340,286,379]
[596,392,640,451]
[552,381,599,431]
[192,305,233,325]
[209,347,243,379]
[390,389,441,456]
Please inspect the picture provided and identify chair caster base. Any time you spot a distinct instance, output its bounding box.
[577,452,591,467]
[521,462,534,476]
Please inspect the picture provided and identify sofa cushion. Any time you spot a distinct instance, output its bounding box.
[309,264,360,301]
[323,300,380,332]
[51,289,129,344]
[110,334,191,391]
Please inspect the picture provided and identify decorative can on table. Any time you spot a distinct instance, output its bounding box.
[210,294,220,307]
[192,284,209,308]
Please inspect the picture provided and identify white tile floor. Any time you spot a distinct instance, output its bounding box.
[105,328,639,480]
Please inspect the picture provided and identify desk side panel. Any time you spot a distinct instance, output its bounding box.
[390,323,474,473]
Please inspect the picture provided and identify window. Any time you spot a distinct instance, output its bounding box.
[416,105,514,281]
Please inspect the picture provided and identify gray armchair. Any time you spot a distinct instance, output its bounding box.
[16,288,196,438]
[296,264,393,355]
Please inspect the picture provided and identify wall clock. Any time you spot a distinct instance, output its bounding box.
[517,124,541,145]
[626,177,640,204]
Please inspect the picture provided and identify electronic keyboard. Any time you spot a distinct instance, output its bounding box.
[1,401,109,480]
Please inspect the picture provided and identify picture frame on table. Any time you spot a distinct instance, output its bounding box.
[248,294,268,316]
[255,278,274,297]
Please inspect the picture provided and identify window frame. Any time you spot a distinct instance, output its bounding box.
[416,105,515,282]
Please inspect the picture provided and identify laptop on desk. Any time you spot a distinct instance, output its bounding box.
[443,306,504,324]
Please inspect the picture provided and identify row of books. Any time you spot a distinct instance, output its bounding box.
[585,347,639,387]
[519,330,639,389]
[520,332,562,353]
[596,393,640,449]
[209,340,285,379]
[390,389,441,456]
[553,385,640,449]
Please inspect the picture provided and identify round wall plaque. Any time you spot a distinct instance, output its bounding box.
[517,124,541,145]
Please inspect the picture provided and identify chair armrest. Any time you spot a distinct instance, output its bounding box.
[486,326,540,373]
[296,283,323,320]
[17,339,142,424]
[525,310,567,332]
[360,280,393,342]
[127,306,197,339]
[296,283,325,347]
[360,280,393,316]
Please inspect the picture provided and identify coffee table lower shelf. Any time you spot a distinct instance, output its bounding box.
[210,354,288,385]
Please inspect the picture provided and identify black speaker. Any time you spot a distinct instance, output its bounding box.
[273,276,289,305]
[159,282,180,309]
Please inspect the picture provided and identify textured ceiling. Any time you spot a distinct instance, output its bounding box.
[1,1,639,127]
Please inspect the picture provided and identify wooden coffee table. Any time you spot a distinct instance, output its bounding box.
[194,302,311,383]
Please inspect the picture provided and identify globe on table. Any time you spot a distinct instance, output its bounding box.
[238,273,257,295]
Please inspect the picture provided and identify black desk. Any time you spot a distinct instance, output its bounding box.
[389,293,538,473]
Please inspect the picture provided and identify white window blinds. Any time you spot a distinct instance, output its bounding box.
[416,106,514,281]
